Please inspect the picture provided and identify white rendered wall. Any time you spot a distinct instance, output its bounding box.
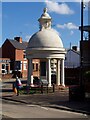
[65,50,80,68]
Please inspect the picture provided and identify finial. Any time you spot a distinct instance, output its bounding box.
[43,8,48,13]
[38,7,52,30]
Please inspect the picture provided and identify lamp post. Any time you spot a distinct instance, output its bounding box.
[80,0,84,87]
[79,0,85,100]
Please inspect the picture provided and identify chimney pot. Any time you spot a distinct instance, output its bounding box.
[14,37,22,43]
[72,46,77,51]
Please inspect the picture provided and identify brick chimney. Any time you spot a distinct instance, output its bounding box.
[72,46,77,51]
[14,37,22,43]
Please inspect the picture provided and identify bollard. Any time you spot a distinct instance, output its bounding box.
[53,83,55,92]
[26,85,30,94]
[41,83,43,94]
[47,84,48,93]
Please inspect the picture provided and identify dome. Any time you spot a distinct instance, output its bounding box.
[27,29,63,49]
[26,8,66,58]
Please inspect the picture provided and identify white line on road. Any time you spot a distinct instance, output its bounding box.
[27,104,48,110]
[27,104,40,107]
[40,106,48,110]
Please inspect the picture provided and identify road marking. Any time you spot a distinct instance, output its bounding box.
[27,104,48,110]
[27,104,40,107]
[40,106,48,110]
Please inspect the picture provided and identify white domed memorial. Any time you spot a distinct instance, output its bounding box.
[26,8,66,87]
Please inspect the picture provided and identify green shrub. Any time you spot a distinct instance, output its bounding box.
[84,71,90,80]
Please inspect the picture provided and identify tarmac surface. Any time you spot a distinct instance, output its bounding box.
[1,78,90,116]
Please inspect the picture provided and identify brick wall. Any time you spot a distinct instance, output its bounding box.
[15,49,24,60]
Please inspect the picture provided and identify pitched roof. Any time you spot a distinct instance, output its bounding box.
[7,39,28,50]
[67,49,80,55]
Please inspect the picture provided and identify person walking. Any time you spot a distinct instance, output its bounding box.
[14,76,22,96]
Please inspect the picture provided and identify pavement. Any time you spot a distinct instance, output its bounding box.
[1,78,90,115]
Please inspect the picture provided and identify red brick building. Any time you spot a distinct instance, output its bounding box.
[2,37,40,78]
[0,48,10,77]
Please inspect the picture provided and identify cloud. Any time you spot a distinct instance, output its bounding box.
[45,0,74,15]
[74,0,90,2]
[25,35,31,42]
[56,22,78,30]
[50,0,90,2]
[2,0,90,2]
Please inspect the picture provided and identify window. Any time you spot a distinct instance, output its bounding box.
[23,54,26,59]
[15,61,21,70]
[23,50,26,59]
[40,61,46,76]
[2,64,6,74]
[33,63,34,70]
[23,63,27,70]
[2,64,5,69]
[2,70,5,73]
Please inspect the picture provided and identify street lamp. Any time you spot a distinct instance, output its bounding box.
[80,0,84,87]
[79,0,86,100]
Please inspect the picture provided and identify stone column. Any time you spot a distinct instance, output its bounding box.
[56,59,60,85]
[47,58,51,87]
[27,59,30,86]
[61,59,65,86]
[27,58,33,86]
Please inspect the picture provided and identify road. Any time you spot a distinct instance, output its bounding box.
[2,100,89,119]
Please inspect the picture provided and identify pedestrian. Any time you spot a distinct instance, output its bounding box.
[14,76,23,96]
